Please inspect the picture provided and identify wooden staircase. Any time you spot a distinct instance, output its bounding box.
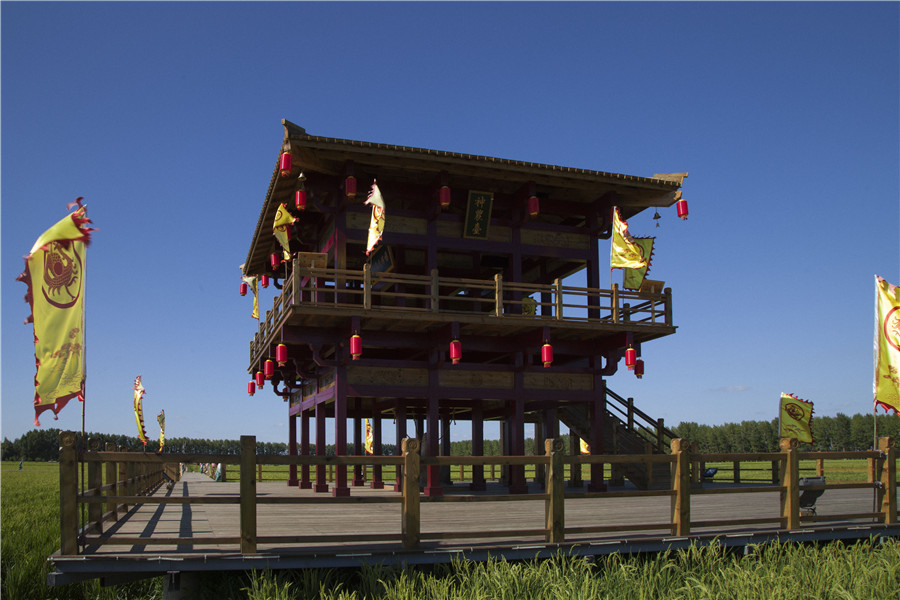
[558,388,676,490]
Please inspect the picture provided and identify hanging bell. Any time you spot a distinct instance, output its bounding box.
[653,210,661,228]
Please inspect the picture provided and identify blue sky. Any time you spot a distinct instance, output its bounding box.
[2,2,898,445]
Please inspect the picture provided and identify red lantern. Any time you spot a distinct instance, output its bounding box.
[345,176,357,198]
[676,198,689,220]
[541,343,553,368]
[279,152,292,177]
[439,186,451,210]
[255,371,264,388]
[276,343,287,367]
[295,189,307,211]
[634,359,645,379]
[261,274,269,288]
[264,359,275,379]
[248,381,256,396]
[350,333,362,360]
[270,253,281,270]
[240,281,248,296]
[625,347,637,370]
[528,195,540,218]
[450,339,462,365]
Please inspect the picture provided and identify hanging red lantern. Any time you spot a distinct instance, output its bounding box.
[248,381,256,396]
[295,189,307,211]
[270,253,281,270]
[264,359,275,379]
[279,152,292,177]
[439,186,451,210]
[449,339,462,365]
[676,198,689,220]
[634,359,645,379]
[350,333,362,360]
[255,371,265,388]
[276,343,288,366]
[261,274,269,288]
[541,343,553,368]
[345,176,357,198]
[240,281,248,296]
[625,347,637,370]
[528,195,540,218]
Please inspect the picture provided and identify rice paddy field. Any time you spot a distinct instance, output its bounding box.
[3,460,899,600]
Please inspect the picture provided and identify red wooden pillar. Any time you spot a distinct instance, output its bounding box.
[288,412,298,486]
[424,395,442,497]
[352,415,364,486]
[371,415,384,489]
[508,396,528,494]
[588,377,607,492]
[299,409,311,489]
[394,402,407,492]
[314,402,328,493]
[440,415,452,486]
[333,363,350,497]
[470,402,486,491]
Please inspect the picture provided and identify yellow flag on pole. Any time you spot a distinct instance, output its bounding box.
[779,393,814,444]
[17,199,93,426]
[875,276,900,414]
[364,419,374,455]
[610,207,650,270]
[157,409,166,452]
[580,438,590,454]
[365,180,386,256]
[242,274,259,320]
[133,376,148,446]
[273,203,296,260]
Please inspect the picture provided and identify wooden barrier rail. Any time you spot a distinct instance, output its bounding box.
[60,432,899,556]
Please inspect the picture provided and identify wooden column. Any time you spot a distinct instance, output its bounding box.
[440,415,452,486]
[780,437,800,530]
[424,350,442,497]
[588,377,607,492]
[59,431,78,555]
[533,419,545,485]
[333,362,350,497]
[314,401,328,493]
[670,438,691,536]
[240,435,257,554]
[877,437,897,524]
[394,403,407,492]
[299,409,311,489]
[508,396,528,494]
[401,438,421,549]
[568,426,583,488]
[470,402,486,491]
[288,412,298,487]
[545,438,565,543]
[371,415,384,489]
[352,415,364,486]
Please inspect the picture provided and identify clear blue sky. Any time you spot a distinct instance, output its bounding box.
[2,2,898,446]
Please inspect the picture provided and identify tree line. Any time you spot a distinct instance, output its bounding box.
[2,412,898,462]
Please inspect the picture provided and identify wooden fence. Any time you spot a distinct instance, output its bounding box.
[61,433,898,556]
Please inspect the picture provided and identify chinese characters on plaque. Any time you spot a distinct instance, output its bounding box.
[464,190,493,239]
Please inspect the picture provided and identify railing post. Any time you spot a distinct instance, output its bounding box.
[494,273,503,316]
[877,437,897,524]
[657,418,665,453]
[292,255,301,306]
[105,443,117,522]
[670,438,691,536]
[627,398,634,430]
[59,431,79,555]
[733,460,741,483]
[401,438,421,548]
[240,435,257,554]
[118,446,128,514]
[545,438,565,543]
[364,262,372,310]
[87,438,102,533]
[780,437,800,530]
[554,278,563,320]
[816,458,825,477]
[771,460,779,484]
[611,283,619,323]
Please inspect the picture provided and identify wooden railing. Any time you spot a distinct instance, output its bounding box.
[251,261,673,359]
[59,433,898,556]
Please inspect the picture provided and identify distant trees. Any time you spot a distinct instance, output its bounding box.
[2,412,898,462]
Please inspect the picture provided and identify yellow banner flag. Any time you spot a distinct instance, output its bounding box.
[157,409,166,452]
[134,376,148,446]
[365,180,386,256]
[779,393,814,444]
[580,438,590,454]
[875,276,900,414]
[17,200,93,426]
[610,207,649,270]
[623,237,655,290]
[273,203,296,259]
[242,274,259,320]
[364,418,374,455]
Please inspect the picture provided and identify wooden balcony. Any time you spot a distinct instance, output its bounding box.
[250,260,675,366]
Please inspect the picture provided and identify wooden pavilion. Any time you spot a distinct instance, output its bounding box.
[242,120,686,498]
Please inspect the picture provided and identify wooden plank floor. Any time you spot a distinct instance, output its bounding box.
[85,472,892,557]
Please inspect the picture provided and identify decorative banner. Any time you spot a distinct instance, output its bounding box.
[157,409,166,452]
[779,393,814,444]
[364,418,374,455]
[623,237,655,290]
[17,199,93,426]
[580,438,590,454]
[365,180,386,256]
[272,203,296,260]
[242,274,259,320]
[610,207,650,270]
[875,276,900,414]
[464,190,493,239]
[133,376,148,446]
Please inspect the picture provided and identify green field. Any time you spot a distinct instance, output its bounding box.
[3,460,899,600]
